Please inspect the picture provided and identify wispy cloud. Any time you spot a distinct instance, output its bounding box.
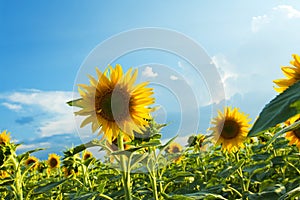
[142,66,158,78]
[170,75,179,80]
[252,5,300,33]
[273,5,300,18]
[210,55,239,99]
[17,142,51,151]
[0,90,77,137]
[2,102,22,111]
[251,14,270,33]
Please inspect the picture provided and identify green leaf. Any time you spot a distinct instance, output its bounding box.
[34,179,68,194]
[130,153,149,170]
[218,160,244,178]
[66,98,83,108]
[248,81,300,136]
[73,193,98,200]
[161,193,195,200]
[279,186,300,200]
[167,172,194,182]
[248,184,286,200]
[290,100,300,112]
[243,161,270,175]
[251,153,271,161]
[17,148,44,162]
[162,192,228,200]
[265,120,300,147]
[271,156,285,166]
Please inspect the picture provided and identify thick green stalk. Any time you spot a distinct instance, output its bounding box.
[117,133,132,200]
[151,174,159,200]
[11,154,23,200]
[148,147,159,200]
[234,152,247,199]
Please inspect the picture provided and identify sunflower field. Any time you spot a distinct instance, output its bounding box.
[1,54,300,200]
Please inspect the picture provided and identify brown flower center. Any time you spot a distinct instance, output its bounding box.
[221,119,240,139]
[95,88,130,122]
[26,159,36,166]
[49,158,58,168]
[171,146,180,153]
[83,153,92,160]
[294,129,300,139]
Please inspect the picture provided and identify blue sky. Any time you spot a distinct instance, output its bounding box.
[1,1,300,158]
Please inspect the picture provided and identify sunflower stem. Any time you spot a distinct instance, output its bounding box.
[148,147,159,200]
[11,153,23,200]
[234,152,247,197]
[117,133,132,200]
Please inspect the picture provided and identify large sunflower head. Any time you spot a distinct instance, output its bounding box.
[285,114,300,149]
[210,107,251,152]
[273,54,300,93]
[75,64,155,143]
[0,130,11,146]
[47,154,60,169]
[25,156,39,170]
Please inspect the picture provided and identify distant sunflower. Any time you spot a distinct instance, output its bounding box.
[211,107,251,152]
[167,142,182,154]
[47,154,60,169]
[0,170,8,179]
[25,156,39,170]
[0,130,10,145]
[285,114,300,149]
[62,166,78,177]
[83,151,93,160]
[166,142,183,164]
[75,64,155,143]
[273,54,300,93]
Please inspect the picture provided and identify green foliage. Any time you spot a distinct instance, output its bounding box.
[66,98,84,108]
[2,78,300,199]
[249,81,300,136]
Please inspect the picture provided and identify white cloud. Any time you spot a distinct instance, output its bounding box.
[0,90,77,137]
[142,66,158,78]
[4,91,74,114]
[17,142,51,150]
[251,5,300,33]
[211,55,238,98]
[273,5,300,18]
[2,102,22,111]
[170,75,179,80]
[251,14,270,33]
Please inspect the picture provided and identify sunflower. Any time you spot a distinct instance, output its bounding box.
[0,130,10,145]
[47,154,60,169]
[62,166,79,177]
[166,142,183,164]
[25,156,39,170]
[285,114,300,149]
[0,170,8,179]
[187,134,206,152]
[273,54,300,93]
[210,107,251,152]
[83,151,93,160]
[75,64,155,143]
[167,142,182,154]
